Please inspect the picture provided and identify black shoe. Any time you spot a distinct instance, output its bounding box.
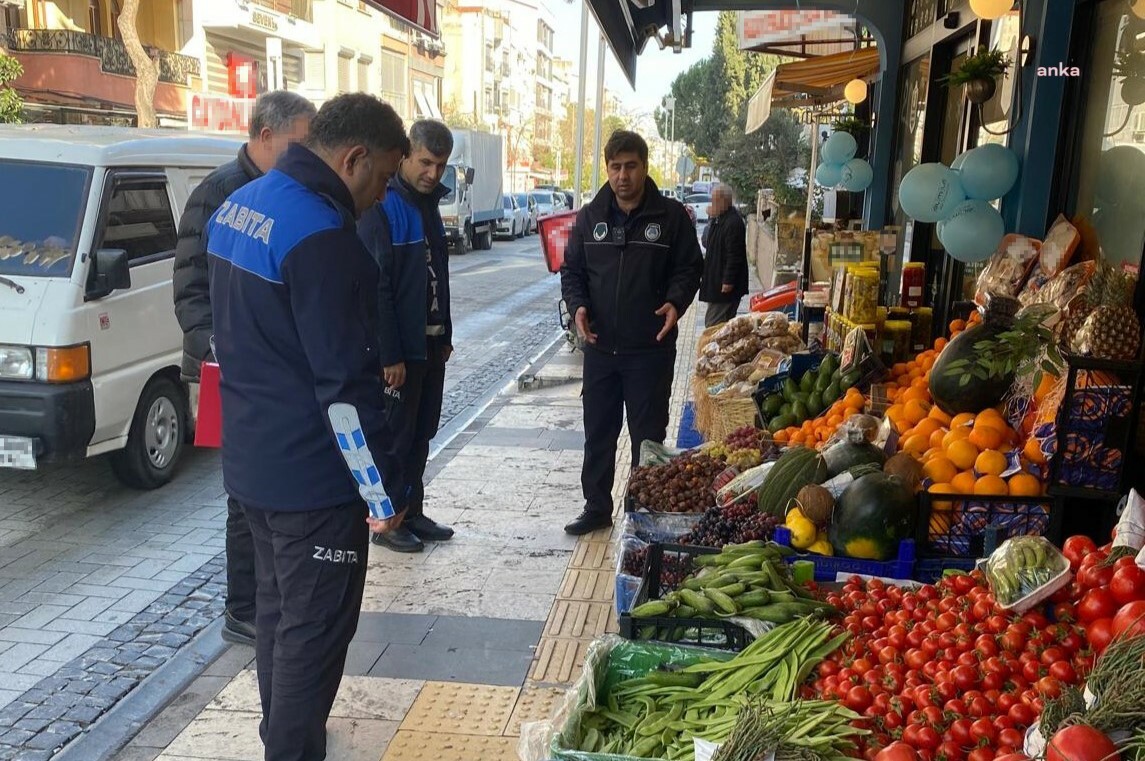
[371,526,424,553]
[222,610,256,647]
[405,514,455,542]
[564,510,613,536]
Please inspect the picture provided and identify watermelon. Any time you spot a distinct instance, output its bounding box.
[929,297,1020,415]
[828,472,917,561]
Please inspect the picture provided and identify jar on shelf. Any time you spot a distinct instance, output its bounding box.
[848,268,879,324]
[883,320,914,364]
[901,262,926,309]
[912,307,933,353]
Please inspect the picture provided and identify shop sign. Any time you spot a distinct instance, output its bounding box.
[250,9,279,32]
[737,10,852,50]
[189,93,256,133]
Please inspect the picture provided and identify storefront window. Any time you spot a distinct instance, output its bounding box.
[890,55,931,304]
[978,12,1021,147]
[1073,1,1145,271]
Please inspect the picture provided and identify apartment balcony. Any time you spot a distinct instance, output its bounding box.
[6,29,200,85]
[252,0,313,22]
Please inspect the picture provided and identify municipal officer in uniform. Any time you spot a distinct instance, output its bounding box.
[207,93,409,761]
[560,130,703,535]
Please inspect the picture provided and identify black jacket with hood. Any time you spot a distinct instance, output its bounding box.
[172,146,262,380]
[700,206,749,303]
[560,178,703,354]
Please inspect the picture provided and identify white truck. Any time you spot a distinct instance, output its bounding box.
[439,128,504,254]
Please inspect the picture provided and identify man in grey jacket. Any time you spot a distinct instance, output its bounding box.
[172,90,315,646]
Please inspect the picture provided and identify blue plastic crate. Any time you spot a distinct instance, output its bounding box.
[913,557,977,583]
[773,526,917,582]
[676,402,703,449]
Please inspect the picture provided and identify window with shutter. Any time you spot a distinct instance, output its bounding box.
[379,50,407,117]
[358,58,371,93]
[337,53,352,94]
[304,51,325,89]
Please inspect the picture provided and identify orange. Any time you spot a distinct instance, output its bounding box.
[975,449,1008,477]
[910,418,943,441]
[774,430,789,443]
[946,438,980,471]
[975,408,1006,427]
[904,399,933,425]
[929,482,958,512]
[1008,473,1043,497]
[974,475,1009,496]
[928,406,953,426]
[951,412,976,429]
[924,456,959,484]
[951,471,977,494]
[969,425,1006,452]
[942,427,972,450]
[934,337,948,352]
[900,386,929,404]
[886,404,905,425]
[901,433,930,457]
[1023,437,1047,465]
[922,447,944,462]
[1035,373,1060,403]
[930,428,948,450]
[949,319,967,333]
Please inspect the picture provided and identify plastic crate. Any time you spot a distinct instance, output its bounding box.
[913,557,978,583]
[677,401,704,449]
[772,526,916,581]
[916,492,1062,559]
[617,543,753,652]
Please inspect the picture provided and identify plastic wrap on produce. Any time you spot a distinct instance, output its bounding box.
[619,512,699,544]
[639,440,689,466]
[1113,488,1145,554]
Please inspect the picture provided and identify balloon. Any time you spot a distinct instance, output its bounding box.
[840,158,873,192]
[951,152,968,171]
[956,143,1020,200]
[815,162,843,187]
[937,199,1005,263]
[822,132,858,164]
[898,163,966,223]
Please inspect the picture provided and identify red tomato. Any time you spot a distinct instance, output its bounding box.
[1086,618,1115,654]
[1040,647,1066,666]
[968,748,996,761]
[1036,675,1063,699]
[1049,660,1078,684]
[938,741,965,761]
[998,728,1025,750]
[1078,588,1119,623]
[951,664,978,691]
[876,742,921,761]
[1077,564,1114,591]
[846,685,874,712]
[1062,536,1098,570]
[1112,600,1145,639]
[995,754,1031,761]
[970,718,998,744]
[1110,565,1145,605]
[1008,702,1035,727]
[949,719,973,747]
[1046,725,1120,761]
[917,726,943,751]
[1053,602,1077,623]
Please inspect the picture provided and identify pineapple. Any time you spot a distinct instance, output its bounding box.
[1072,262,1141,360]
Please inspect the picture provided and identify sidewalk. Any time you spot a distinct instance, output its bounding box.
[98,308,703,761]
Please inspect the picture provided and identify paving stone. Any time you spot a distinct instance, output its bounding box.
[368,643,533,687]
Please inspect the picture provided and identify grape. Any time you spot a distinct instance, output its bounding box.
[620,547,691,592]
[679,504,780,548]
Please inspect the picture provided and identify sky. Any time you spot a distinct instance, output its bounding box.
[546,0,717,116]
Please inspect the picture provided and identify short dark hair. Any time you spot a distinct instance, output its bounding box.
[248,91,316,140]
[305,93,410,157]
[604,130,648,164]
[409,119,454,158]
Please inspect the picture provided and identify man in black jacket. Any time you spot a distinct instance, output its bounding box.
[357,120,456,553]
[560,130,703,535]
[172,90,315,647]
[700,184,749,327]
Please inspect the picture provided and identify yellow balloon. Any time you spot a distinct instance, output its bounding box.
[1133,0,1145,19]
[844,79,868,105]
[969,0,1013,20]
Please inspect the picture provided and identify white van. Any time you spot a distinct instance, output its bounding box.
[0,125,241,488]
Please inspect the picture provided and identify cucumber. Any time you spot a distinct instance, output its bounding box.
[762,394,784,416]
[679,589,715,613]
[704,588,739,615]
[737,589,771,607]
[631,600,673,618]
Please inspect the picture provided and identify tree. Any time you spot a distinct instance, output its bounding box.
[117,0,159,127]
[0,53,24,124]
[442,98,481,129]
[712,109,809,207]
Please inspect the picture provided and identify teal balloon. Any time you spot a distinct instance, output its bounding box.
[956,143,1020,200]
[898,163,966,223]
[840,158,874,192]
[937,199,1005,263]
[822,132,858,163]
[951,152,968,171]
[816,162,843,187]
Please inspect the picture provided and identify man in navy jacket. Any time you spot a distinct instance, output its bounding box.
[358,119,456,553]
[207,93,409,761]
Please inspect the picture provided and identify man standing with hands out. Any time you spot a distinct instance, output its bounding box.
[358,119,456,553]
[560,130,703,535]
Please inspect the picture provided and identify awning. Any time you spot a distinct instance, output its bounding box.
[413,90,443,120]
[744,46,880,133]
[585,0,671,87]
[366,0,439,37]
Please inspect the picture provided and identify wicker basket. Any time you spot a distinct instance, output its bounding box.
[692,372,725,439]
[695,324,723,359]
[707,393,760,443]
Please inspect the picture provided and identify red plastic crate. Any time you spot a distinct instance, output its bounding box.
[538,210,578,273]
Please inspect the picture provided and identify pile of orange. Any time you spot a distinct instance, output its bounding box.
[773,387,867,448]
[916,408,1046,499]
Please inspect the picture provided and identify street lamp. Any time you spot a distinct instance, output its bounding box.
[663,95,677,193]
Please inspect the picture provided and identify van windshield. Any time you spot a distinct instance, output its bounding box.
[0,160,90,277]
[439,165,456,205]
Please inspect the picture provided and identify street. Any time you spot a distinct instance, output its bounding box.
[0,234,562,757]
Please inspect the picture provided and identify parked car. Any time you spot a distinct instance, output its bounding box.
[530,189,567,216]
[685,192,712,223]
[495,194,527,239]
[514,192,538,234]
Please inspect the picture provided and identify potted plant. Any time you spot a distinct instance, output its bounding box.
[1114,48,1145,107]
[832,116,869,139]
[942,48,1011,104]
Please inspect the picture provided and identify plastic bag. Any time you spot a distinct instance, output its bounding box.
[983,536,1071,613]
[620,512,700,544]
[715,461,775,508]
[1113,488,1145,552]
[975,234,1041,304]
[755,311,791,339]
[639,440,688,466]
[714,316,757,345]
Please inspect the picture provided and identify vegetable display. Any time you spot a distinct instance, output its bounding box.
[827,472,917,561]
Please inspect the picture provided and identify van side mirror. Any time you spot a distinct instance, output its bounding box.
[86,248,131,300]
[464,167,475,184]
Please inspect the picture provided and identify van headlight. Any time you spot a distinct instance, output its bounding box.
[0,344,90,382]
[442,215,458,226]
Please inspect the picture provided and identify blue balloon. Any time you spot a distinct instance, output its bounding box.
[937,199,1005,263]
[840,158,874,192]
[951,152,968,171]
[898,163,966,223]
[956,143,1020,200]
[822,132,858,164]
[815,162,843,187]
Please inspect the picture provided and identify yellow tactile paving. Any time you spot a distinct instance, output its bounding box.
[399,682,518,736]
[504,683,568,737]
[529,638,595,685]
[558,569,615,602]
[382,730,518,761]
[568,540,615,571]
[542,599,617,639]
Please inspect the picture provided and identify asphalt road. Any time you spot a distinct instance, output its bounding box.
[0,232,562,757]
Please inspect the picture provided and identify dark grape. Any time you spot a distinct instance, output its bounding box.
[679,504,780,548]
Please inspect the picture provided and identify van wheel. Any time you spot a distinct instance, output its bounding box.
[111,377,186,490]
[477,227,494,250]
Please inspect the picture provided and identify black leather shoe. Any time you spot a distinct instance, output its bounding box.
[564,510,613,536]
[405,514,455,542]
[222,610,256,647]
[371,526,424,553]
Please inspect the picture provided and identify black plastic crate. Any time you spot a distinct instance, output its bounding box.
[916,492,1063,559]
[617,543,753,652]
